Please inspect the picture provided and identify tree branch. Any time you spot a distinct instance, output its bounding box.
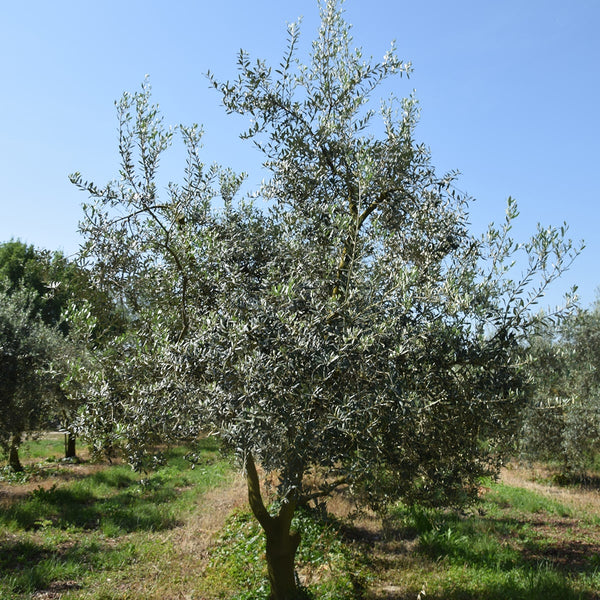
[245,452,273,529]
[299,477,348,505]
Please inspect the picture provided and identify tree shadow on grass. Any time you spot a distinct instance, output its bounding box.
[0,476,179,597]
[372,576,595,600]
[342,508,600,600]
[0,473,183,533]
[0,535,138,598]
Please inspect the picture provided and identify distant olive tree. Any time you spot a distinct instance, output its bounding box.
[0,240,80,333]
[0,240,125,459]
[71,2,579,597]
[522,301,600,477]
[0,284,64,470]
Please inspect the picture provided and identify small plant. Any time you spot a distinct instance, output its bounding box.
[0,464,32,484]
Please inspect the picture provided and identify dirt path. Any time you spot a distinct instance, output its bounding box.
[110,471,252,600]
[169,471,248,555]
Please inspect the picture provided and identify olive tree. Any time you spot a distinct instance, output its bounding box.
[0,240,121,459]
[0,284,65,470]
[521,301,600,477]
[0,240,81,334]
[71,2,579,597]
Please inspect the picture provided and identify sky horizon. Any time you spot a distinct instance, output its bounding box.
[1,1,598,309]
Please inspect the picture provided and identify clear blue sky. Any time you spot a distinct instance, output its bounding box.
[1,1,598,309]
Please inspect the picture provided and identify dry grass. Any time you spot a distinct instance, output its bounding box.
[355,464,600,600]
[167,470,248,556]
[85,471,253,600]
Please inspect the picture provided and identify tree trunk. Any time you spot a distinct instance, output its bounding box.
[65,432,77,459]
[8,433,23,471]
[244,453,302,600]
[265,518,301,600]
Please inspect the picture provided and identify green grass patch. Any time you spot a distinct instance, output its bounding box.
[384,480,599,599]
[403,561,595,600]
[485,482,573,517]
[0,433,76,484]
[19,434,66,461]
[2,445,599,599]
[0,534,141,598]
[0,440,233,600]
[1,448,230,535]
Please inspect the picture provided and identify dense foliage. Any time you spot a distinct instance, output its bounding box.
[70,2,579,597]
[0,240,77,332]
[0,284,64,469]
[521,300,600,477]
[0,240,122,461]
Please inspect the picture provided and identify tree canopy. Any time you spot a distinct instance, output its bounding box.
[0,239,124,460]
[0,240,68,329]
[0,239,119,337]
[70,2,580,597]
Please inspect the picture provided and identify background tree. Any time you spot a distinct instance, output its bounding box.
[0,240,76,332]
[0,239,123,458]
[521,298,600,478]
[52,288,126,460]
[567,297,600,396]
[71,2,580,597]
[51,301,100,460]
[0,284,65,470]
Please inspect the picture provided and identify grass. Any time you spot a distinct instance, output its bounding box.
[19,432,67,460]
[0,433,75,484]
[485,481,574,517]
[373,479,600,599]
[0,436,234,599]
[1,438,600,599]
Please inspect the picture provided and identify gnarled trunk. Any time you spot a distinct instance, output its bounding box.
[8,433,23,471]
[265,516,301,599]
[245,453,302,600]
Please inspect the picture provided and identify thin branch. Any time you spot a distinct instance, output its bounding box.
[107,204,173,226]
[299,477,348,505]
